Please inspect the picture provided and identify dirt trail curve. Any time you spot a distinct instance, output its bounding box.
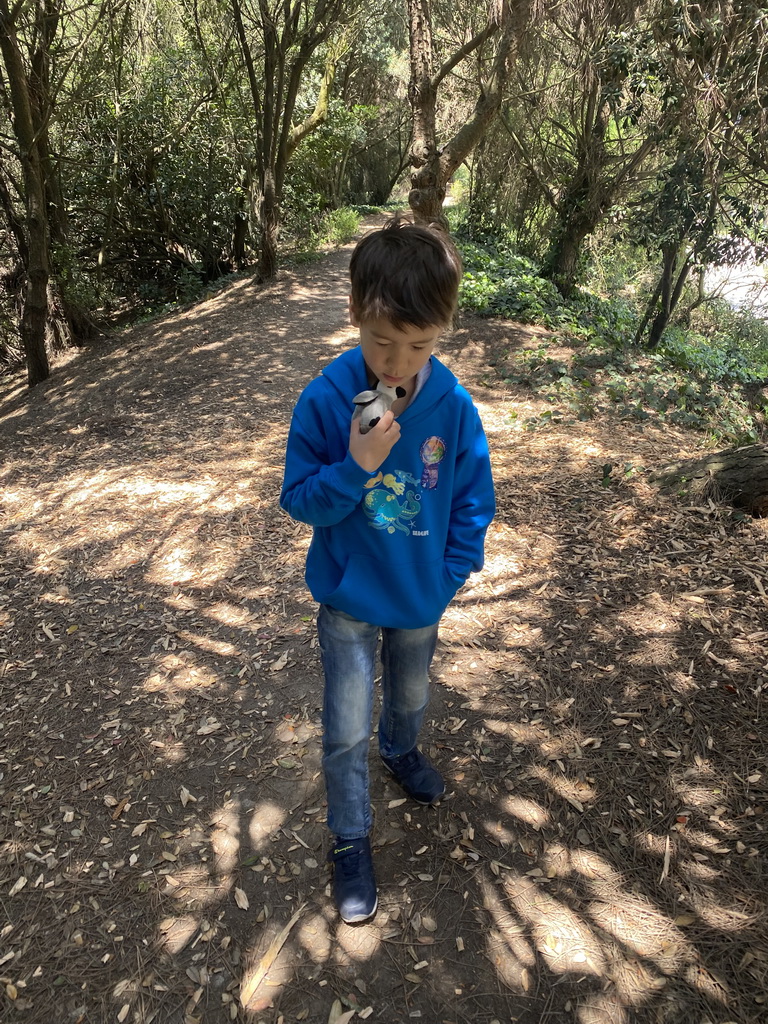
[1,224,767,1024]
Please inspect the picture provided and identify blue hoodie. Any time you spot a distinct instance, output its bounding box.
[280,346,495,629]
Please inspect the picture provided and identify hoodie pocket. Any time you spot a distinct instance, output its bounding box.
[321,552,458,629]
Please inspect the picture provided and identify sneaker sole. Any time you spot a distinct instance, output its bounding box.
[340,895,378,924]
[413,787,452,806]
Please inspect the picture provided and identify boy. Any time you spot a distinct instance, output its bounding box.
[280,218,495,923]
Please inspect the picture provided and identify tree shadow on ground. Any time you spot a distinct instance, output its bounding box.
[1,241,767,1024]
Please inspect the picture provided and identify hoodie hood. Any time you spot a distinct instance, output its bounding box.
[321,346,459,425]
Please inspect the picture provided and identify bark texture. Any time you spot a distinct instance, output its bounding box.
[406,0,527,227]
[649,444,768,516]
[0,0,51,385]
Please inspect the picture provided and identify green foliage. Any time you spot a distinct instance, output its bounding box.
[688,299,768,371]
[457,230,638,347]
[284,101,378,242]
[62,43,243,304]
[657,326,766,383]
[292,206,361,259]
[318,207,361,245]
[496,332,766,444]
[458,229,768,445]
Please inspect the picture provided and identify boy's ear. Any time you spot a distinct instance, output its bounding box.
[348,296,360,327]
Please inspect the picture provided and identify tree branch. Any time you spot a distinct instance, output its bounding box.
[286,51,337,160]
[432,23,498,91]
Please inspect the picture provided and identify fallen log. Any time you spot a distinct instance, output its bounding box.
[649,443,768,517]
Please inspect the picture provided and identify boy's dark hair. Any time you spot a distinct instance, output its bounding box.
[349,215,462,330]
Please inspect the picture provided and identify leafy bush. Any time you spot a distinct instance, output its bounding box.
[688,300,768,376]
[456,230,638,347]
[457,230,768,444]
[317,207,361,246]
[656,327,764,384]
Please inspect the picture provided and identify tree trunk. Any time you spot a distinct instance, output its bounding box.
[0,0,51,386]
[542,221,592,298]
[649,444,768,516]
[258,169,279,281]
[409,166,446,226]
[406,0,441,223]
[406,0,526,227]
[646,247,692,349]
[541,92,612,297]
[230,0,344,281]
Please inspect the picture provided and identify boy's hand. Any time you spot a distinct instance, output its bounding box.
[349,410,401,473]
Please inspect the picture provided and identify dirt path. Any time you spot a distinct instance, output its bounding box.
[1,229,767,1024]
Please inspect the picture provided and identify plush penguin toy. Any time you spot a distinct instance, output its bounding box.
[352,381,407,433]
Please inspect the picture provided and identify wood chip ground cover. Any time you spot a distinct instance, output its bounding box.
[1,228,767,1024]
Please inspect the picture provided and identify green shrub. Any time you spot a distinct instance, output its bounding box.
[457,230,768,445]
[687,300,768,376]
[318,207,361,246]
[456,230,638,348]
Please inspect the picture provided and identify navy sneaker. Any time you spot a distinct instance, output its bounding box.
[381,747,446,805]
[327,836,377,923]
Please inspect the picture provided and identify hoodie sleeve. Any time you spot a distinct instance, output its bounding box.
[280,401,371,527]
[444,401,496,585]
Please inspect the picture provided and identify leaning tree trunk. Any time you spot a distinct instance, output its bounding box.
[0,0,51,385]
[649,444,768,517]
[406,0,527,228]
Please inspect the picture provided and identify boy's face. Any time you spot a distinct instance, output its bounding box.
[350,304,442,389]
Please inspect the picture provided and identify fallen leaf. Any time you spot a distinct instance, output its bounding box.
[240,904,306,1010]
[270,651,289,672]
[9,877,28,897]
[111,797,129,820]
[197,720,222,735]
[234,888,249,910]
[328,998,356,1024]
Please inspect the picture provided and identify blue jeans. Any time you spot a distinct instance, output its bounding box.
[317,603,439,840]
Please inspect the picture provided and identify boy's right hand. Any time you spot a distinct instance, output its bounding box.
[349,410,401,473]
